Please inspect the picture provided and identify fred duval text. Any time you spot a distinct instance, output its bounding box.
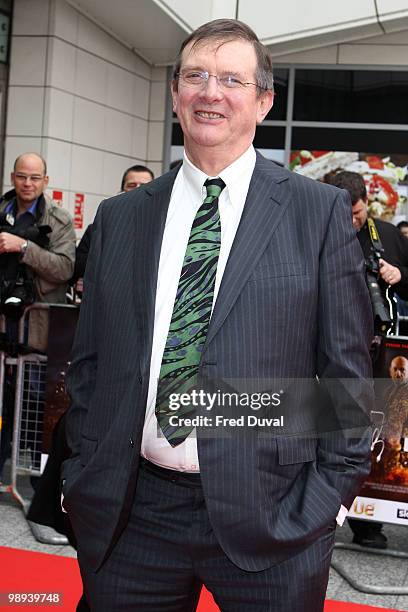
[167,415,284,428]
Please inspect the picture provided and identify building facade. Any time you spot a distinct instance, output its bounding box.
[1,0,408,232]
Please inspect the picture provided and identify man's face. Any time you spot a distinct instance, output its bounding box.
[172,39,273,167]
[123,171,152,191]
[389,356,408,382]
[400,226,408,239]
[351,198,368,232]
[11,154,48,206]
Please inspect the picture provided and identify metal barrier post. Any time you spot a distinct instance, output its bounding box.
[331,542,408,595]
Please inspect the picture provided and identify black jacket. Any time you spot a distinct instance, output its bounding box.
[71,224,93,283]
[357,218,408,301]
[62,155,373,572]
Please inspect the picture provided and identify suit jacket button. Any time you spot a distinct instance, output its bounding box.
[138,375,142,384]
[129,438,134,447]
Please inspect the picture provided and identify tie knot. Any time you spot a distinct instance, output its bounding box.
[204,177,225,200]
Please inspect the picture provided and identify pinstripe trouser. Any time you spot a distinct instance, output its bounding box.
[78,459,336,612]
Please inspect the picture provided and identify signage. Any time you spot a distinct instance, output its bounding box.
[52,190,63,206]
[74,193,84,229]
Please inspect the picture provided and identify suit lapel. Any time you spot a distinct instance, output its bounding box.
[204,155,291,349]
[132,157,291,365]
[133,169,178,373]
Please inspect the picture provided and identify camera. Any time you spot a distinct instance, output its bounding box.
[365,249,393,335]
[0,212,52,318]
[364,217,394,335]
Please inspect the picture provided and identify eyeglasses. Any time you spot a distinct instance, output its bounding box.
[177,70,267,91]
[14,173,45,183]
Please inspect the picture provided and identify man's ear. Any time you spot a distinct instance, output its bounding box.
[171,80,178,113]
[10,172,15,186]
[256,90,274,124]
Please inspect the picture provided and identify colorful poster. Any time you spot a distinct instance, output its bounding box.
[348,337,408,524]
[291,151,408,223]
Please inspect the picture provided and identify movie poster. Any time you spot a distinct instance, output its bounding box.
[41,305,79,457]
[348,337,408,525]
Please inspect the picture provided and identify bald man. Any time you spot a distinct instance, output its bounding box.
[389,355,408,383]
[384,356,408,442]
[0,152,76,347]
[0,152,76,484]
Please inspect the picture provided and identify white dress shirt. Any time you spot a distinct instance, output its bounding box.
[140,145,256,472]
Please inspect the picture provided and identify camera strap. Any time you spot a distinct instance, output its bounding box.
[367,218,396,333]
[367,218,384,255]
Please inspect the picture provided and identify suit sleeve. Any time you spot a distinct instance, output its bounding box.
[316,189,374,509]
[62,210,102,483]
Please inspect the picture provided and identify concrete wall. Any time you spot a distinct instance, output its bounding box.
[160,0,408,57]
[3,0,167,235]
[274,29,408,65]
[3,0,408,235]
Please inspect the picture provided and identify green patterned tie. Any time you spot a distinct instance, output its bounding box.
[155,177,225,447]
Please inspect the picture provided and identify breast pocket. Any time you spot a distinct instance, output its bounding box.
[250,262,306,281]
[276,435,317,465]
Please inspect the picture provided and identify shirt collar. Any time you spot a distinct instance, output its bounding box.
[27,199,38,215]
[219,146,256,207]
[181,146,256,207]
[5,197,38,217]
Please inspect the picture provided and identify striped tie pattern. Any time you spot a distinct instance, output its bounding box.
[155,178,225,447]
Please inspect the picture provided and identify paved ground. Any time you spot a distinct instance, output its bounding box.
[1,463,408,611]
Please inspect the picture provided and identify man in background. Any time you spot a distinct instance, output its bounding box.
[397,221,408,240]
[328,171,408,303]
[72,164,155,285]
[0,153,76,326]
[0,152,75,484]
[121,164,154,192]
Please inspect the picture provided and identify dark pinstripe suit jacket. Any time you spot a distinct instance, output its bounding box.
[63,153,373,572]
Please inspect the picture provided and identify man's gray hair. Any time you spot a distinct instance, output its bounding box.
[173,18,274,95]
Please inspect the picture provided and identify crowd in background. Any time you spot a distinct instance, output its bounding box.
[0,154,155,486]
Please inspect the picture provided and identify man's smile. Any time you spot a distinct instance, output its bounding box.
[195,110,225,120]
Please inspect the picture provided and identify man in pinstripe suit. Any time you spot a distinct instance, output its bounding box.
[63,19,373,612]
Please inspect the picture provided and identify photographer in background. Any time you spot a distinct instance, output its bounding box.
[0,152,76,486]
[328,170,408,549]
[334,172,408,306]
[0,153,76,337]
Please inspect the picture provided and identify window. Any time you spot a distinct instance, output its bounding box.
[294,69,408,124]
